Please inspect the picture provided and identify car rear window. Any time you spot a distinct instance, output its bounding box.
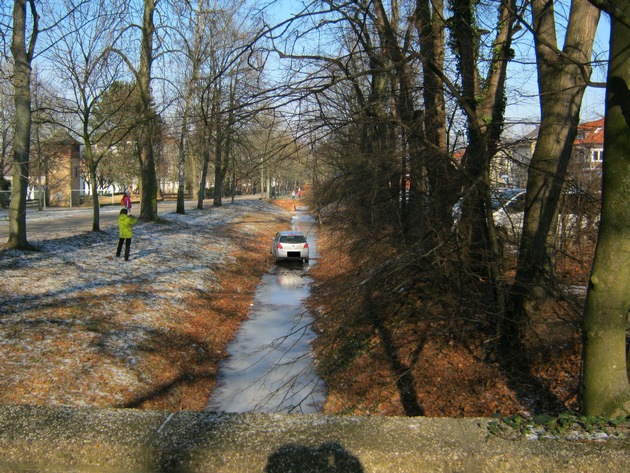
[279,235,306,243]
[492,190,524,210]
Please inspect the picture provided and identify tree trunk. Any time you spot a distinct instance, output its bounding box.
[213,136,224,207]
[450,0,516,322]
[85,144,101,232]
[176,107,188,215]
[198,79,217,210]
[197,130,209,210]
[138,0,159,222]
[582,3,630,418]
[7,0,37,250]
[177,44,202,215]
[415,0,459,233]
[512,0,600,339]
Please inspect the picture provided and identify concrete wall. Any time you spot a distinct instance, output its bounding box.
[0,405,628,472]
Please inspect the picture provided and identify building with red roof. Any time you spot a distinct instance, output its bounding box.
[491,117,604,190]
[573,117,605,169]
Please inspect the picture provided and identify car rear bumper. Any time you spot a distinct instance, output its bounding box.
[275,250,309,260]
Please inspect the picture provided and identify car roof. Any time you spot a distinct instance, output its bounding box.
[494,188,525,196]
[277,231,304,235]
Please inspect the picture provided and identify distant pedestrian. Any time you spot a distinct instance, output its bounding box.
[121,192,132,211]
[116,208,139,261]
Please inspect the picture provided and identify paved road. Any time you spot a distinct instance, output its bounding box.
[1,205,122,239]
[0,197,256,242]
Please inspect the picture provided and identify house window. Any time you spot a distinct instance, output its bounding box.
[591,149,603,162]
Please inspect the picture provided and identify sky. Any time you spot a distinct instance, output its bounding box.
[6,0,611,146]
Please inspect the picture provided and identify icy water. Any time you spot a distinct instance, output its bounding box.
[207,212,326,413]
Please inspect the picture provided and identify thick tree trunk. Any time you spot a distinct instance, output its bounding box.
[138,123,158,220]
[138,0,158,222]
[512,0,600,339]
[582,4,630,417]
[7,0,37,250]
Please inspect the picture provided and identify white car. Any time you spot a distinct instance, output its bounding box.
[452,188,526,239]
[270,231,309,263]
[492,188,526,235]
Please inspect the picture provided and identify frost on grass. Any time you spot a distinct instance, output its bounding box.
[0,199,290,409]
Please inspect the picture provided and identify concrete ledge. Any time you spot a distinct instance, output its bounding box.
[0,405,628,472]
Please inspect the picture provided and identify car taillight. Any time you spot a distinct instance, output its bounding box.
[277,243,283,249]
[304,243,309,248]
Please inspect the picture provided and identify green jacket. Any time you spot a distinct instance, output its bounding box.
[118,214,139,239]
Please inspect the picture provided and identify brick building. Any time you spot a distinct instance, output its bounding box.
[33,131,82,207]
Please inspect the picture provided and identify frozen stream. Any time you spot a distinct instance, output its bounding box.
[207,211,326,413]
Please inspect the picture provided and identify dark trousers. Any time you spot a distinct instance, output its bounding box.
[116,238,132,260]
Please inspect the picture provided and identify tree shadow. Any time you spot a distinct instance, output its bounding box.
[265,441,364,473]
[375,321,425,417]
[498,292,569,415]
[608,76,630,125]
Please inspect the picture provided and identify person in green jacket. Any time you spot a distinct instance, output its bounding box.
[116,208,139,261]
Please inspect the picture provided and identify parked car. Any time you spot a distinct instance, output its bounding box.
[270,231,309,263]
[452,188,526,238]
[491,188,526,234]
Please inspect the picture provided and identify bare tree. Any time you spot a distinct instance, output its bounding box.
[169,0,213,214]
[414,0,457,232]
[48,0,131,231]
[511,0,601,348]
[186,1,265,208]
[107,0,160,221]
[431,0,520,330]
[6,0,38,249]
[135,0,159,221]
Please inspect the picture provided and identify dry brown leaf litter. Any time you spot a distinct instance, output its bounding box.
[1,199,290,411]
